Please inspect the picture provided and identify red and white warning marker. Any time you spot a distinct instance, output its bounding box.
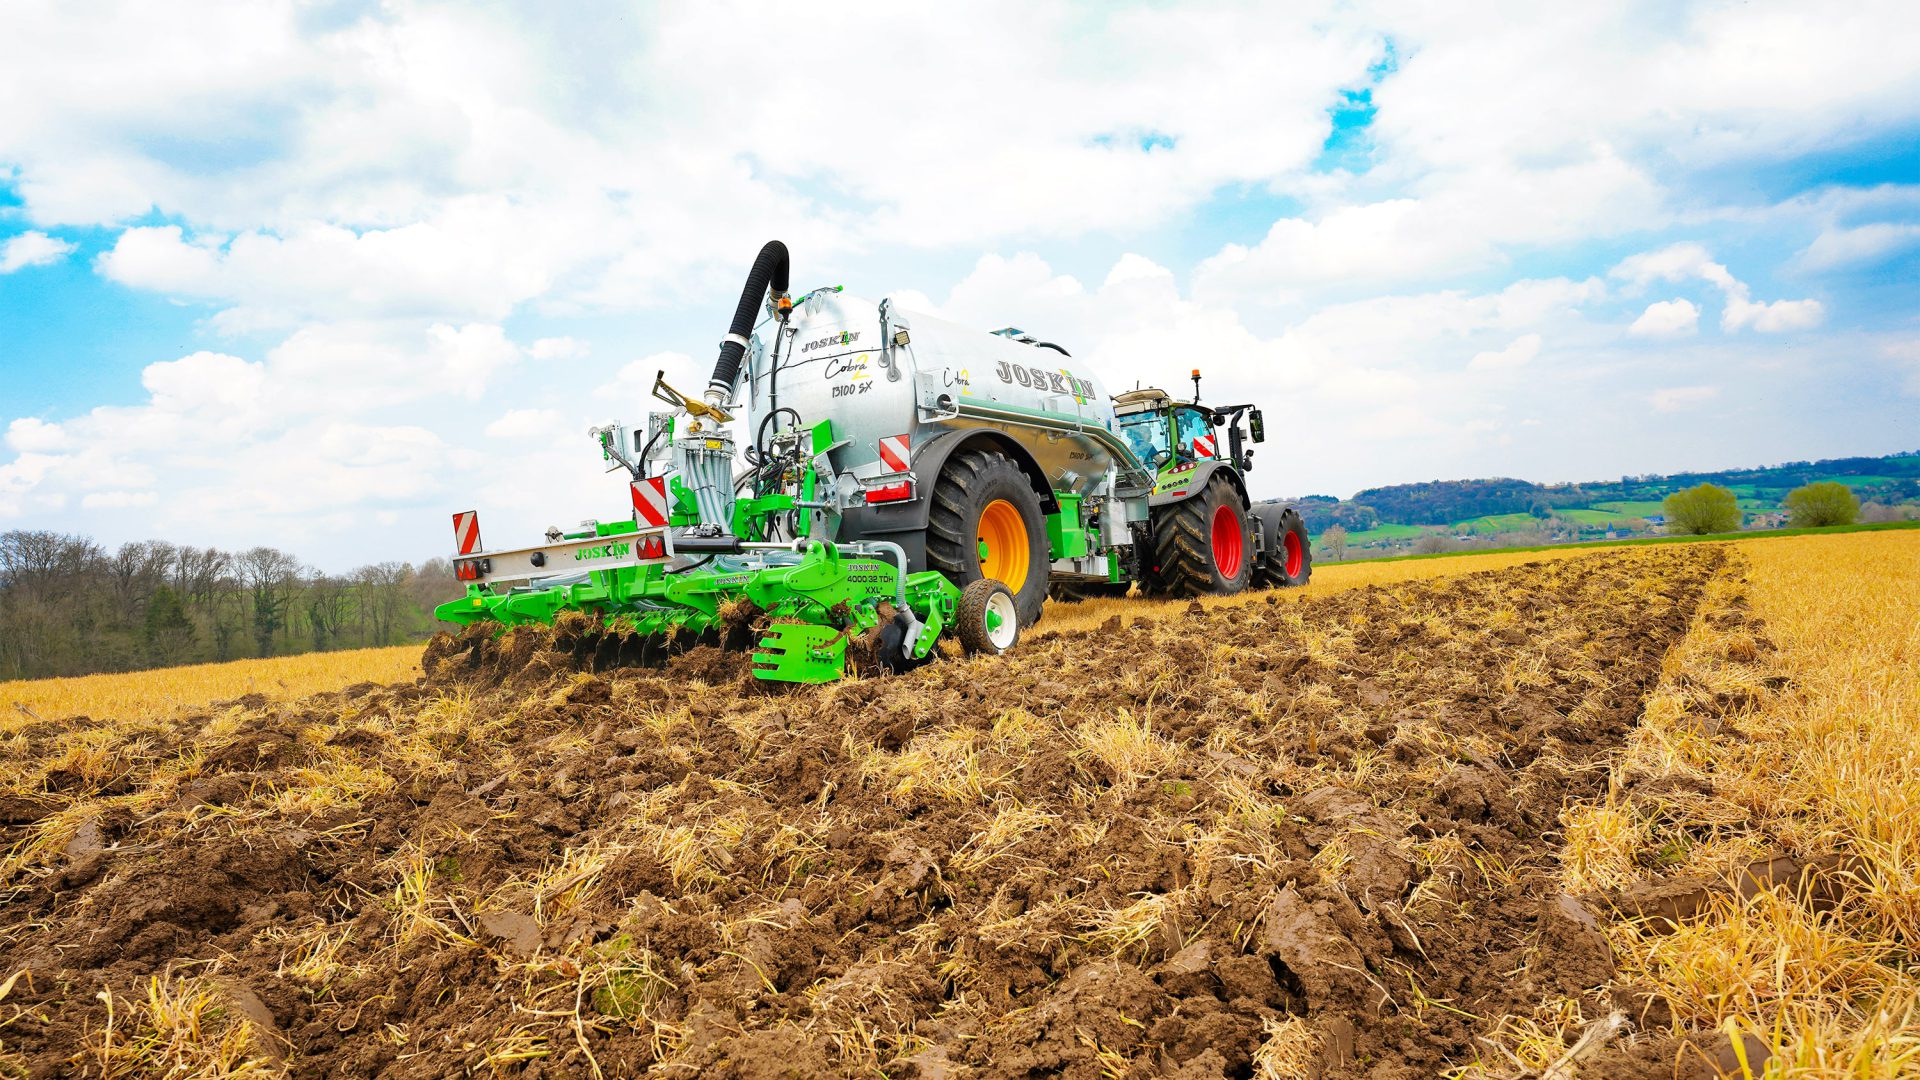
[1192,433,1218,459]
[879,433,912,473]
[631,476,671,527]
[452,511,482,555]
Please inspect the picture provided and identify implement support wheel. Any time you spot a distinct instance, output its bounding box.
[956,578,1020,655]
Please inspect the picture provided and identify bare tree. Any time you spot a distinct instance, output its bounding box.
[236,547,303,656]
[1861,501,1920,523]
[353,562,410,646]
[107,541,176,618]
[1320,525,1348,562]
[306,573,354,651]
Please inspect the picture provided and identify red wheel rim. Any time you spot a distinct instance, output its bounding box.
[1284,530,1304,578]
[1210,505,1245,578]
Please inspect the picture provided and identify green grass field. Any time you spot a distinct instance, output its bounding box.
[1555,508,1644,527]
[1442,508,1649,535]
[1336,522,1427,545]
[1592,499,1665,517]
[1448,512,1535,534]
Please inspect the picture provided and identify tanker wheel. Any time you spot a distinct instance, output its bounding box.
[927,447,1050,627]
[1251,505,1313,588]
[1150,473,1254,598]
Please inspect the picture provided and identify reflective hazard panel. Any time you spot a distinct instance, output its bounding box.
[879,433,911,473]
[1192,434,1218,459]
[631,477,671,527]
[452,511,482,555]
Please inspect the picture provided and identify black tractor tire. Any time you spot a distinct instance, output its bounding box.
[956,578,1020,655]
[1149,473,1255,598]
[1251,505,1313,588]
[927,447,1051,627]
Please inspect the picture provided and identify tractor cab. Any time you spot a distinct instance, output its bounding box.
[1113,388,1176,469]
[1111,373,1265,478]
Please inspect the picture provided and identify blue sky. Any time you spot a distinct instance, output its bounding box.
[2,1,1918,570]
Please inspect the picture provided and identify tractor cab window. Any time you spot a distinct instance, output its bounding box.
[1116,410,1169,466]
[1173,406,1215,461]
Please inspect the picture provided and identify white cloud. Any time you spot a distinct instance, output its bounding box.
[1370,4,1920,174]
[1629,299,1700,337]
[530,336,588,360]
[0,230,75,272]
[96,215,569,330]
[1722,294,1824,333]
[0,453,59,517]
[5,417,69,452]
[1649,385,1720,412]
[484,408,563,439]
[81,490,158,509]
[261,322,521,410]
[1612,243,1737,291]
[144,351,266,416]
[594,353,693,403]
[1199,152,1663,299]
[1468,334,1542,371]
[1798,222,1920,270]
[1611,243,1822,333]
[0,322,532,544]
[1880,338,1920,397]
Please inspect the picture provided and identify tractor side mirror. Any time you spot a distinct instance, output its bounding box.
[1248,408,1265,443]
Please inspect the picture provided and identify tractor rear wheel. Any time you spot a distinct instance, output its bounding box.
[1150,474,1254,597]
[1251,505,1313,588]
[927,447,1050,627]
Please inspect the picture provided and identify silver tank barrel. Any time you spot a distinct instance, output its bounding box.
[741,291,1132,499]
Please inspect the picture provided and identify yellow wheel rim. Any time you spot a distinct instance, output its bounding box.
[976,499,1030,593]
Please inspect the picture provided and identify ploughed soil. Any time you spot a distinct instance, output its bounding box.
[2,548,1730,1078]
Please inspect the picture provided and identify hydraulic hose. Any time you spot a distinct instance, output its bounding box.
[707,240,790,403]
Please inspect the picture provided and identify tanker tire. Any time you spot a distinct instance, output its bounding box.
[956,578,1020,655]
[926,447,1050,627]
[1150,473,1254,598]
[1251,505,1314,588]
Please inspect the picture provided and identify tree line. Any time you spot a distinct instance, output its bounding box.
[1662,480,1901,535]
[0,530,458,680]
[1291,449,1920,532]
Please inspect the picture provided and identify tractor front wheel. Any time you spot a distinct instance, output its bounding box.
[927,447,1051,627]
[1150,474,1254,597]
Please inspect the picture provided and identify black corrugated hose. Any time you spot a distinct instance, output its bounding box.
[706,240,790,400]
